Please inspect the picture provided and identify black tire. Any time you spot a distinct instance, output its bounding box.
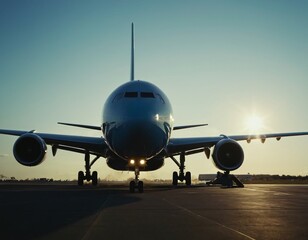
[172,171,178,186]
[92,171,98,186]
[129,181,135,193]
[185,171,191,186]
[78,171,84,186]
[138,181,144,193]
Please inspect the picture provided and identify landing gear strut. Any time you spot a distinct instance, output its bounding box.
[129,168,144,193]
[170,152,191,186]
[206,171,244,188]
[78,152,100,186]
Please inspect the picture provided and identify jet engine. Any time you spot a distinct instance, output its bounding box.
[212,138,244,171]
[13,133,47,166]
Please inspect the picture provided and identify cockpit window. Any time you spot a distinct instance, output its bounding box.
[155,93,165,104]
[112,92,124,102]
[124,92,138,98]
[140,92,155,98]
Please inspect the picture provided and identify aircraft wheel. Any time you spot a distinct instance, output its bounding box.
[92,171,98,186]
[172,171,178,186]
[129,181,135,193]
[185,171,191,186]
[78,171,84,186]
[138,181,144,193]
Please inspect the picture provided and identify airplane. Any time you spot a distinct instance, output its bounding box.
[1,23,308,193]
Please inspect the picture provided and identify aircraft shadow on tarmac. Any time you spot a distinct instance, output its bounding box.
[0,185,143,239]
[0,183,210,239]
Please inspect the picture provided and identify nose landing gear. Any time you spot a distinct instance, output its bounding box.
[129,168,144,193]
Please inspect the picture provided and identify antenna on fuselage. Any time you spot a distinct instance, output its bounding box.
[130,22,135,81]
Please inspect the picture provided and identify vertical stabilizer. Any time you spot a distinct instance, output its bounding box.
[130,22,135,81]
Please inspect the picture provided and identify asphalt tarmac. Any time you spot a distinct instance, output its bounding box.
[0,183,307,240]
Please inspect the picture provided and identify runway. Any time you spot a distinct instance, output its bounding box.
[1,183,307,240]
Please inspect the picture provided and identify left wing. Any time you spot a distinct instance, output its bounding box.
[167,131,308,156]
[0,129,109,156]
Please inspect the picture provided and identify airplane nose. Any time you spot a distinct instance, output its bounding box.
[111,120,167,159]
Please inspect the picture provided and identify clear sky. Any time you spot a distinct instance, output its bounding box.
[0,0,308,180]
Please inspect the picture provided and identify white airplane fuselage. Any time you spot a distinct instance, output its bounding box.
[102,80,174,162]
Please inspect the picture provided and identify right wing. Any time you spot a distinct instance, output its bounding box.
[0,129,109,156]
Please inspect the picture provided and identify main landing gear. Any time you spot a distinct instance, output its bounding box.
[206,171,244,188]
[170,152,191,186]
[78,152,100,186]
[129,168,144,193]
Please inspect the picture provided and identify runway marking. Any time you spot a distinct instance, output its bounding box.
[162,198,256,240]
[81,194,112,240]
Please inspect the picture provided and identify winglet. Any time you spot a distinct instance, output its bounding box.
[130,22,135,81]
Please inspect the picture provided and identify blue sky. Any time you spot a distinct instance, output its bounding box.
[0,0,308,180]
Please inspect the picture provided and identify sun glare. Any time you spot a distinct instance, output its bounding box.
[245,115,265,133]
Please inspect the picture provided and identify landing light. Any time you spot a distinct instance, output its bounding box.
[140,159,146,165]
[130,159,135,165]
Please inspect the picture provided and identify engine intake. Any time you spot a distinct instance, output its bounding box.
[13,133,47,166]
[212,138,244,171]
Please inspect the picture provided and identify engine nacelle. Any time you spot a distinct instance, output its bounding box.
[212,138,244,171]
[13,133,47,166]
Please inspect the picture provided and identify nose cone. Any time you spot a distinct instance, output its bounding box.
[103,80,173,160]
[107,119,168,160]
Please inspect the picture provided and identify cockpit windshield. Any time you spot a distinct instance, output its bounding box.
[124,92,138,98]
[112,91,164,103]
[140,92,155,98]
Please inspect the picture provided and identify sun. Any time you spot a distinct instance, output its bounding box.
[245,115,265,133]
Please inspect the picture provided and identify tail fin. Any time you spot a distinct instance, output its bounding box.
[130,22,135,81]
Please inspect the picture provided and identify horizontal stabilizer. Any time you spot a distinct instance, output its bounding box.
[173,124,208,130]
[58,122,101,131]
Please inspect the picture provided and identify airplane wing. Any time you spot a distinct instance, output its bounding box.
[0,129,109,156]
[167,131,308,156]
